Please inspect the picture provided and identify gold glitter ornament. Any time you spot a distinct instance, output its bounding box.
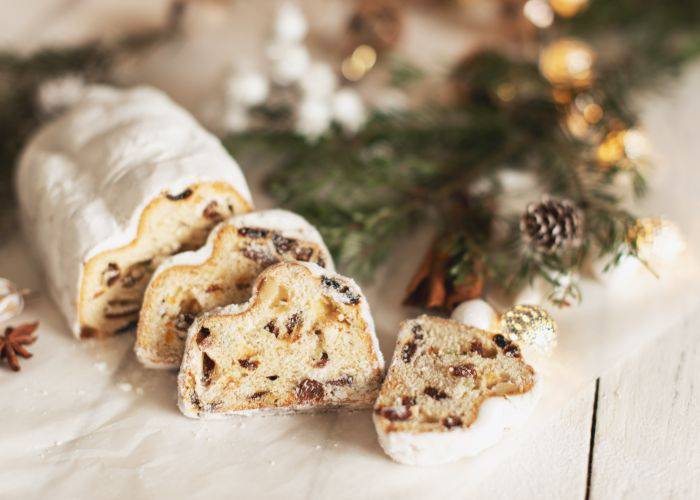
[596,130,626,167]
[499,304,557,355]
[539,38,595,88]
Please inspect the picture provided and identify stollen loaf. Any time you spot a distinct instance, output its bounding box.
[16,85,253,339]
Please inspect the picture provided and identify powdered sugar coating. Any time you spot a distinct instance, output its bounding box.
[374,377,541,465]
[16,85,252,337]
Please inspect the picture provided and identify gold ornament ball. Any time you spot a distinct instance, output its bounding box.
[539,38,595,88]
[549,0,589,18]
[596,130,627,167]
[499,304,558,355]
[341,44,378,82]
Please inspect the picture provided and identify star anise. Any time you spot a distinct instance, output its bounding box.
[0,322,39,371]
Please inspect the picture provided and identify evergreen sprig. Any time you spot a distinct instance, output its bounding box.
[224,0,700,305]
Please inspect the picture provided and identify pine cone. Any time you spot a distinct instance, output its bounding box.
[520,197,583,254]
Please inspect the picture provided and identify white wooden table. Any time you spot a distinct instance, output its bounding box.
[1,1,698,498]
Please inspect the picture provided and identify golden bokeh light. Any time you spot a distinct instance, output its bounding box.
[549,0,589,18]
[539,38,595,88]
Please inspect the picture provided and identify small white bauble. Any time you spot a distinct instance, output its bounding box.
[299,63,337,98]
[225,71,269,108]
[296,98,332,140]
[36,74,87,115]
[0,278,24,323]
[268,43,311,86]
[451,299,498,331]
[623,129,651,161]
[332,88,367,133]
[274,2,308,43]
[221,104,250,133]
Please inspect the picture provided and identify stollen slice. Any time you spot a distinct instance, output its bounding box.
[136,209,334,369]
[373,315,539,465]
[177,261,384,418]
[16,85,252,339]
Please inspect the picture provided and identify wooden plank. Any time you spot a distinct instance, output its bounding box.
[474,383,597,499]
[590,310,700,499]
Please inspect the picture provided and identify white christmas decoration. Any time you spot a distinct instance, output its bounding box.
[225,71,270,108]
[268,42,311,86]
[36,74,87,115]
[623,128,651,161]
[221,104,250,133]
[635,218,686,265]
[296,98,332,140]
[332,88,367,133]
[0,278,24,323]
[450,299,498,331]
[273,2,308,43]
[299,63,337,98]
[523,0,554,28]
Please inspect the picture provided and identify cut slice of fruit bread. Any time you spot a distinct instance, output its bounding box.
[135,210,334,368]
[373,315,539,465]
[177,261,384,418]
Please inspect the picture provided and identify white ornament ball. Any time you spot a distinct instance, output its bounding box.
[274,2,308,43]
[36,74,87,116]
[221,104,250,134]
[268,42,311,86]
[451,299,498,331]
[299,63,337,98]
[332,88,367,133]
[296,98,332,140]
[225,71,269,108]
[0,278,25,323]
